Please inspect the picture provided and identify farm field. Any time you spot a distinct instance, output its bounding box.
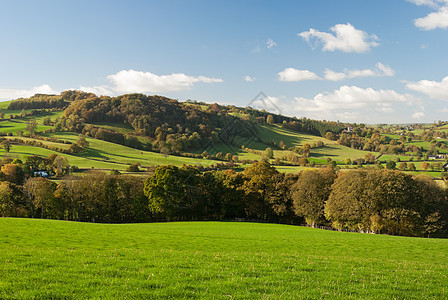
[0,119,52,134]
[45,132,220,168]
[257,124,326,148]
[311,144,379,162]
[0,132,222,170]
[0,144,129,170]
[1,219,447,299]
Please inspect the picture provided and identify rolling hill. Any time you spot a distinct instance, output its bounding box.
[0,91,374,172]
[0,91,447,177]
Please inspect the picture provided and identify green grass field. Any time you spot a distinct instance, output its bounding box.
[46,132,220,168]
[1,219,447,299]
[258,124,326,149]
[1,134,222,171]
[311,144,379,162]
[0,120,53,134]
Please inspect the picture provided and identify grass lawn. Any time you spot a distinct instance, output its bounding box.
[1,219,447,299]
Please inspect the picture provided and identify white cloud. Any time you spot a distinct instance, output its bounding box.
[78,85,114,96]
[278,68,321,82]
[0,84,58,100]
[409,0,448,29]
[275,86,421,122]
[108,70,222,94]
[407,0,442,7]
[266,38,277,49]
[323,70,347,82]
[407,0,448,7]
[375,63,395,76]
[324,62,395,81]
[412,111,425,119]
[414,6,448,29]
[244,75,256,82]
[291,86,414,112]
[405,76,448,100]
[79,70,223,96]
[298,23,379,53]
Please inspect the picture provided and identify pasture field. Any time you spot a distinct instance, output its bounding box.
[311,144,379,162]
[0,133,222,171]
[89,122,136,135]
[0,144,130,170]
[45,132,220,168]
[1,219,447,299]
[257,124,326,148]
[378,154,414,162]
[0,120,52,134]
[0,100,12,109]
[20,110,65,124]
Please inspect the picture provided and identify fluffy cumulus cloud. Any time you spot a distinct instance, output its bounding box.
[278,68,320,82]
[415,7,448,29]
[409,0,448,29]
[78,85,114,97]
[298,23,379,53]
[244,75,256,82]
[80,69,223,96]
[324,62,395,81]
[108,70,222,93]
[0,84,58,100]
[405,76,448,100]
[273,86,421,122]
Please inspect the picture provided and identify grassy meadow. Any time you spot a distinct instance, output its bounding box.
[1,219,447,299]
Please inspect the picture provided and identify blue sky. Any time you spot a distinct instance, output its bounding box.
[1,0,448,123]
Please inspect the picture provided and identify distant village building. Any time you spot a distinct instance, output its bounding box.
[428,155,445,160]
[33,171,49,177]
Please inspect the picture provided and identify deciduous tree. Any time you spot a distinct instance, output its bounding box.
[292,168,335,227]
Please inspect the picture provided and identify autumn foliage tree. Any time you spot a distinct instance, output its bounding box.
[1,164,25,185]
[292,168,336,227]
[325,170,447,236]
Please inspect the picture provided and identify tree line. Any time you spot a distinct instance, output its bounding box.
[1,160,447,238]
[7,91,96,110]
